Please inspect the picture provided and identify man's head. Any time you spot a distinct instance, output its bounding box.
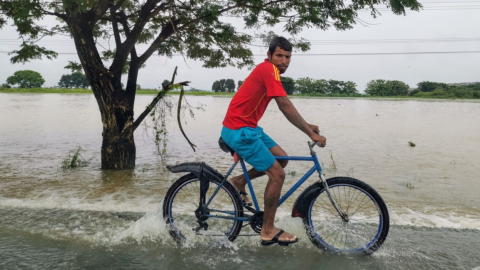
[267,36,292,74]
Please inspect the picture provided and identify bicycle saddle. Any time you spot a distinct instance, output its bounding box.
[218,137,234,156]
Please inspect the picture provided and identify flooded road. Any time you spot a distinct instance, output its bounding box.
[1,93,479,269]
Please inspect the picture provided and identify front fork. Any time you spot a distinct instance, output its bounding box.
[319,173,349,222]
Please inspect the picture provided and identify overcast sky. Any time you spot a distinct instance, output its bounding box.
[1,2,479,92]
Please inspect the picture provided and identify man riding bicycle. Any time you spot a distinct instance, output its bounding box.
[221,36,327,246]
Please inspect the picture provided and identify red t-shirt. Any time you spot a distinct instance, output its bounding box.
[223,59,287,129]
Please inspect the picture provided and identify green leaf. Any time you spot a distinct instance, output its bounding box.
[9,42,58,64]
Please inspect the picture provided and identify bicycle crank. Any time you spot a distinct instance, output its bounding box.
[249,211,264,234]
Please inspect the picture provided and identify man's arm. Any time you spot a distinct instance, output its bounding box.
[274,96,326,146]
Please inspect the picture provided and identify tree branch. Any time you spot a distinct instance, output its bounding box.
[125,46,139,101]
[175,5,239,32]
[91,0,113,26]
[113,0,128,10]
[138,17,179,65]
[133,67,180,131]
[110,0,165,78]
[117,11,131,36]
[110,8,122,48]
[177,85,196,152]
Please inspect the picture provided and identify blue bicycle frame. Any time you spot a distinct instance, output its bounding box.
[203,151,324,222]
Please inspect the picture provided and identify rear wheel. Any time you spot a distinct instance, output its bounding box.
[163,173,244,245]
[304,177,389,254]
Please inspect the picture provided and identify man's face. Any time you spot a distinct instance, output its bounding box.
[267,46,291,74]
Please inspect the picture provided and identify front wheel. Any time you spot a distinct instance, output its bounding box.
[162,173,244,245]
[304,177,389,254]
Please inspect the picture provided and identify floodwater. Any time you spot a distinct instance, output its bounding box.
[0,93,479,269]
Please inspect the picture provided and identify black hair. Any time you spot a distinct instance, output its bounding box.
[268,36,292,55]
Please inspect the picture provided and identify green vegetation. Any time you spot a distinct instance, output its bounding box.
[295,78,359,96]
[281,77,295,95]
[0,88,93,94]
[4,81,480,100]
[58,72,90,89]
[237,80,244,91]
[6,70,45,88]
[413,83,480,99]
[61,147,90,169]
[406,182,415,189]
[212,79,236,93]
[365,80,409,96]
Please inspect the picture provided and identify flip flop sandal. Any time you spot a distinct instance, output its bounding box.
[261,229,299,246]
[238,191,252,207]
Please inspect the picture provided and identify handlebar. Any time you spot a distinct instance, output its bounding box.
[311,130,322,148]
[308,130,323,153]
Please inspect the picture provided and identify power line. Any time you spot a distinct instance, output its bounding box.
[291,51,480,56]
[1,50,480,56]
[1,37,479,47]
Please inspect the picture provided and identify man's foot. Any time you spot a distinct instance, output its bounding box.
[261,228,298,246]
[228,177,252,206]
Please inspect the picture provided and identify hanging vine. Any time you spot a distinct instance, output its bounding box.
[143,67,204,159]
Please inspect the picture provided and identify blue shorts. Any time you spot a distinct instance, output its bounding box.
[221,126,277,172]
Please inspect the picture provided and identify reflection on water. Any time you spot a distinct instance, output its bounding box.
[1,93,480,269]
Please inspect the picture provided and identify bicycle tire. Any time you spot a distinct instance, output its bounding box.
[163,173,244,245]
[304,177,389,254]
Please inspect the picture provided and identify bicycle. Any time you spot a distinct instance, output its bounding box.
[162,138,390,254]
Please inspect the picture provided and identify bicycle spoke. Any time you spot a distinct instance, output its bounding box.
[166,176,242,244]
[308,181,386,253]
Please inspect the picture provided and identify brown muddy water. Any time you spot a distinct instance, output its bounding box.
[1,93,479,269]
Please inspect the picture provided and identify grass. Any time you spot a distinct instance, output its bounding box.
[61,146,90,169]
[3,88,480,100]
[0,87,235,96]
[406,182,415,189]
[329,150,337,170]
[0,88,93,94]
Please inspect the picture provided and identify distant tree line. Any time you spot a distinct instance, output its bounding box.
[293,77,358,95]
[1,69,91,89]
[365,80,480,99]
[212,79,236,92]
[2,70,478,100]
[210,76,359,96]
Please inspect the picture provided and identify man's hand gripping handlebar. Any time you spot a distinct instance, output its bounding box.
[310,129,326,148]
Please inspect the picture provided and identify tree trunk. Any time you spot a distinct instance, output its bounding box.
[98,88,136,170]
[68,17,137,170]
[101,126,136,170]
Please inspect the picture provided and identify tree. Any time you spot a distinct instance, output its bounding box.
[218,79,226,92]
[387,80,409,96]
[1,0,421,169]
[58,72,90,88]
[1,83,11,89]
[280,76,295,95]
[212,80,222,92]
[341,81,359,95]
[225,79,235,92]
[296,78,358,95]
[6,70,45,88]
[295,77,316,94]
[365,80,409,96]
[237,80,244,90]
[417,81,449,92]
[365,80,389,96]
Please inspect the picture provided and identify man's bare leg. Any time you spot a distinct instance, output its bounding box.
[229,145,288,204]
[260,161,297,242]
